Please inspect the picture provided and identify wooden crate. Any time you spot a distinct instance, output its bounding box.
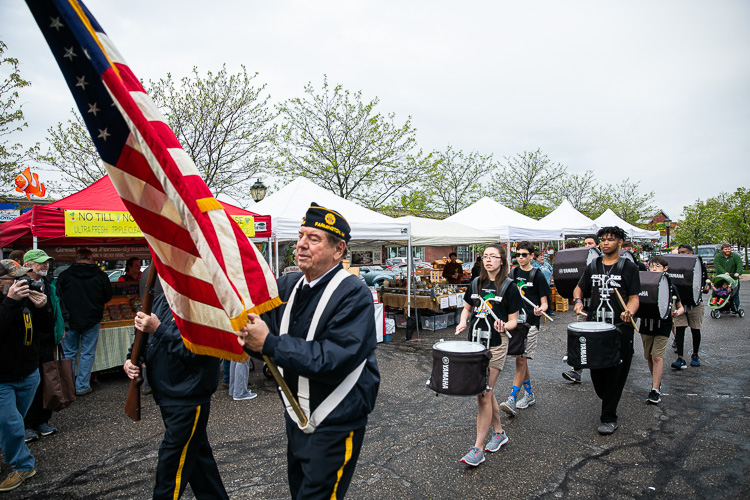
[555,296,569,312]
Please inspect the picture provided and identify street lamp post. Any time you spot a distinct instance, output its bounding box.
[251,179,267,203]
[664,217,671,248]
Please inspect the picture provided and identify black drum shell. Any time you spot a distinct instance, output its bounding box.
[635,271,671,320]
[566,322,620,369]
[428,341,491,396]
[552,247,602,299]
[662,254,703,306]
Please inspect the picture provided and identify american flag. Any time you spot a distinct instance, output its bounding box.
[26,0,281,361]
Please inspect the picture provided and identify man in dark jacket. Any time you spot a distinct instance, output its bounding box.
[123,269,228,500]
[0,259,52,492]
[240,203,380,500]
[58,248,112,396]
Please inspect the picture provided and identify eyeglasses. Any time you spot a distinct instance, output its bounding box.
[649,264,665,270]
[482,255,502,261]
[516,252,530,258]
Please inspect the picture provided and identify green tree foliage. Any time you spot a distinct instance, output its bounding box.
[0,41,37,189]
[35,110,104,194]
[547,170,597,214]
[489,149,565,217]
[275,76,435,209]
[589,179,656,224]
[673,198,724,249]
[148,65,277,200]
[723,188,750,268]
[427,146,494,215]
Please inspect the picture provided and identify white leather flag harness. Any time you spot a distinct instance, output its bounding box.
[278,269,367,434]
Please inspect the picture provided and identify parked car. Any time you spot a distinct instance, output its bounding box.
[107,269,126,282]
[357,266,397,287]
[697,244,721,269]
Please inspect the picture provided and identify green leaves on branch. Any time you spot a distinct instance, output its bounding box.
[274,76,432,209]
[147,65,277,200]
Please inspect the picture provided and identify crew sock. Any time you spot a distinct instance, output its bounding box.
[523,380,533,395]
[510,385,521,399]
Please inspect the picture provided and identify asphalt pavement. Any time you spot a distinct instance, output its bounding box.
[4,283,750,499]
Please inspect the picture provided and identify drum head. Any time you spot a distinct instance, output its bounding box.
[655,273,670,318]
[433,340,486,353]
[567,321,616,333]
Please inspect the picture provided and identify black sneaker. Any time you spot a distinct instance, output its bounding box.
[646,389,661,404]
[24,429,38,443]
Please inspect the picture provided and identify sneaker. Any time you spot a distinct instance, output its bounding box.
[562,370,582,383]
[34,423,57,436]
[671,357,687,370]
[691,354,700,367]
[233,392,258,401]
[500,395,517,416]
[597,422,619,435]
[646,389,661,404]
[24,429,38,444]
[0,469,36,492]
[75,387,93,396]
[460,446,485,466]
[516,391,535,409]
[485,430,509,452]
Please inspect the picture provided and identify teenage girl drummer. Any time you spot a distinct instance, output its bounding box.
[455,244,522,467]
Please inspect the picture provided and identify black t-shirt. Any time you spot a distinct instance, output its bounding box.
[463,277,522,347]
[640,283,681,337]
[510,267,552,327]
[577,257,642,329]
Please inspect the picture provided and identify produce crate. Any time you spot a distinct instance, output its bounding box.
[555,296,569,312]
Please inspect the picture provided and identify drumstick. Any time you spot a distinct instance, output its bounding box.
[613,288,639,332]
[519,293,553,321]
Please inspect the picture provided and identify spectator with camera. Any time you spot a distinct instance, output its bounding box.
[0,259,53,492]
[22,250,65,443]
[58,248,113,396]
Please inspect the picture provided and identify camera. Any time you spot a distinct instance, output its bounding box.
[15,276,43,293]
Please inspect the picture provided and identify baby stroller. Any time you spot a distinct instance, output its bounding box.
[708,274,744,319]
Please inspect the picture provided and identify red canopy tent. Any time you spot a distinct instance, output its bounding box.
[0,176,272,258]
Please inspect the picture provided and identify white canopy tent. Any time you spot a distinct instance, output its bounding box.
[595,209,660,240]
[252,177,409,243]
[445,197,563,241]
[539,199,598,238]
[395,215,498,246]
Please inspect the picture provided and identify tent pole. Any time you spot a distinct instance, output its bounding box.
[33,236,38,250]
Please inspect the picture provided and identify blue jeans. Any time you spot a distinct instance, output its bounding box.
[62,323,101,393]
[0,370,40,471]
[229,359,253,399]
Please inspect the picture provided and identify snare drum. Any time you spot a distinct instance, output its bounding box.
[428,341,491,396]
[636,271,671,320]
[662,254,704,306]
[566,322,620,369]
[552,247,602,299]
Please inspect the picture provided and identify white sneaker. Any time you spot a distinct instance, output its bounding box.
[516,391,535,409]
[500,395,517,416]
[233,392,258,401]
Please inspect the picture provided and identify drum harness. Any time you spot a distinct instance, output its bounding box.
[470,277,513,348]
[277,269,367,434]
[588,256,627,326]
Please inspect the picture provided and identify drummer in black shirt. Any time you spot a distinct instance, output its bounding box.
[455,244,522,466]
[572,226,641,435]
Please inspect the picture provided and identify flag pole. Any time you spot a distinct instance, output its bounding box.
[262,355,308,427]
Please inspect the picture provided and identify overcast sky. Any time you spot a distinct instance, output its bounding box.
[2,0,749,219]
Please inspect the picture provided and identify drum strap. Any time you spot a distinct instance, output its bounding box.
[277,269,367,434]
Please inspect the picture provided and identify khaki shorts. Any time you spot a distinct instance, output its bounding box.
[641,334,668,359]
[519,325,539,359]
[489,338,508,371]
[674,302,704,329]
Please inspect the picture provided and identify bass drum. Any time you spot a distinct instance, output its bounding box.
[552,247,602,299]
[428,341,491,396]
[662,254,704,306]
[566,322,620,369]
[635,271,671,320]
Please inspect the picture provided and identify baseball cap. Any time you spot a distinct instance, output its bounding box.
[0,259,32,278]
[23,249,54,263]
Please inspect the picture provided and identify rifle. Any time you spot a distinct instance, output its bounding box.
[124,265,157,421]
